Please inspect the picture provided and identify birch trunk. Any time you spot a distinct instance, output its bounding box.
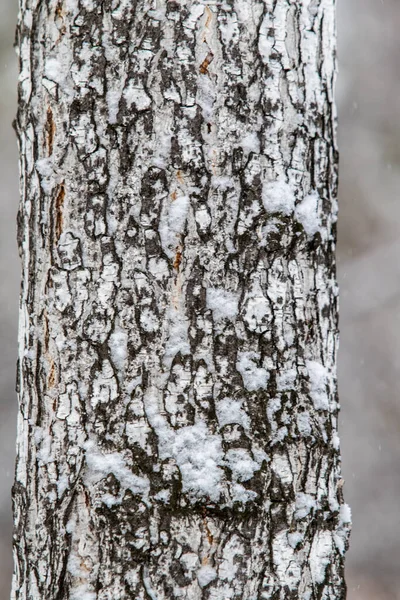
[13,0,350,598]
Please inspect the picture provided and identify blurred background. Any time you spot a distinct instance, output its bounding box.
[0,0,399,597]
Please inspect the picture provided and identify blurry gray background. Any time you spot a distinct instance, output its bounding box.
[0,1,399,598]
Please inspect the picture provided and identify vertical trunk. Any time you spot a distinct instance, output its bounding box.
[13,0,350,598]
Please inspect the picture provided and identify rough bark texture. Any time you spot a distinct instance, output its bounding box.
[13,0,350,599]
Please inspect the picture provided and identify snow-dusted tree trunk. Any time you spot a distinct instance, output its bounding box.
[13,0,350,598]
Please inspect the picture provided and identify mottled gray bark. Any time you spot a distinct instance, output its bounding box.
[13,0,350,598]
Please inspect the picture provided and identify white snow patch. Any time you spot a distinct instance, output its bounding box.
[125,422,149,450]
[45,58,66,86]
[296,411,312,436]
[253,446,268,467]
[258,14,274,64]
[273,531,301,590]
[57,391,71,420]
[242,131,260,155]
[242,290,271,334]
[109,328,128,373]
[69,585,96,600]
[334,504,351,557]
[111,0,134,19]
[81,0,95,10]
[144,392,225,503]
[225,448,261,482]
[143,566,158,600]
[295,192,322,237]
[233,0,253,24]
[170,422,224,502]
[90,360,118,408]
[181,552,199,572]
[84,441,150,503]
[306,360,330,411]
[66,517,76,534]
[197,565,217,588]
[206,288,239,321]
[24,349,35,361]
[332,431,340,450]
[334,501,351,555]
[212,176,233,191]
[310,530,333,584]
[230,483,257,504]
[219,10,239,45]
[195,207,211,230]
[57,474,69,498]
[35,158,56,193]
[272,426,288,444]
[276,368,297,391]
[271,453,293,485]
[216,398,250,430]
[65,0,79,11]
[67,544,97,600]
[185,3,205,30]
[159,195,190,258]
[35,428,54,465]
[124,569,140,588]
[295,493,317,519]
[236,352,269,391]
[339,503,352,524]
[164,305,190,367]
[148,257,169,282]
[164,85,180,103]
[197,70,216,121]
[334,533,346,556]
[36,157,54,178]
[267,397,281,432]
[154,489,171,504]
[149,106,173,167]
[106,89,122,123]
[123,83,151,111]
[262,180,295,215]
[219,535,243,582]
[140,307,160,333]
[288,531,303,549]
[148,6,166,21]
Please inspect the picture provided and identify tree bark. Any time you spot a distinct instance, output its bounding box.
[13,0,350,598]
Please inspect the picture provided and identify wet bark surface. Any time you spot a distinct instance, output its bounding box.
[13,0,350,598]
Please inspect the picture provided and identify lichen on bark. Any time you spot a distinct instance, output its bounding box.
[13,0,350,599]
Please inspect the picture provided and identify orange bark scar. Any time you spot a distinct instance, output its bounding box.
[46,107,56,156]
[43,311,50,352]
[173,246,182,271]
[55,183,65,240]
[55,2,66,37]
[200,52,214,75]
[48,361,57,389]
[204,519,213,546]
[202,508,214,546]
[205,6,212,28]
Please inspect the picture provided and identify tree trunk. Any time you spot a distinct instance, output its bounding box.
[13,0,350,598]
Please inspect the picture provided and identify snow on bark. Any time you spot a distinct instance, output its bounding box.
[13,0,350,599]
